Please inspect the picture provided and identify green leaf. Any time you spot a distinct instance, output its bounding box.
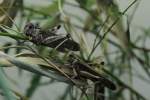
[0,51,70,83]
[0,25,19,35]
[39,0,59,15]
[76,0,87,6]
[0,25,26,40]
[86,0,96,8]
[26,75,41,98]
[76,0,95,9]
[0,67,16,100]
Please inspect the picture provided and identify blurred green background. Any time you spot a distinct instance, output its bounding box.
[0,0,150,100]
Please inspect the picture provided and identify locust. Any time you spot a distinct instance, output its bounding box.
[23,23,116,100]
[23,22,80,52]
[66,54,117,100]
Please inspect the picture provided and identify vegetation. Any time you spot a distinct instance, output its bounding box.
[0,0,149,100]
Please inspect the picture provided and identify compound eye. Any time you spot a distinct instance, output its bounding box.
[66,34,71,38]
[100,61,105,65]
[28,24,34,29]
[25,23,34,30]
[56,25,61,29]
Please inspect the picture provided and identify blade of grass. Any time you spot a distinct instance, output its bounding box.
[103,68,148,100]
[87,0,138,60]
[0,67,16,100]
[0,51,70,83]
[25,75,41,98]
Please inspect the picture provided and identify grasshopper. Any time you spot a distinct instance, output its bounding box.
[67,54,117,100]
[23,22,80,52]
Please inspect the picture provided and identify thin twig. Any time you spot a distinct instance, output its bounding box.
[87,0,138,60]
[103,68,147,100]
[0,7,20,31]
[92,16,110,52]
[26,46,76,84]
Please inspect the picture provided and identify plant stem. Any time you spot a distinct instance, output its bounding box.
[87,0,138,60]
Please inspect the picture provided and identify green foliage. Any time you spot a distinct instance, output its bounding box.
[76,0,95,9]
[26,75,41,98]
[0,67,16,100]
[0,0,149,100]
